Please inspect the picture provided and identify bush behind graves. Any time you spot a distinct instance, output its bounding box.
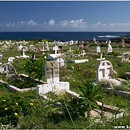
[25,56,47,80]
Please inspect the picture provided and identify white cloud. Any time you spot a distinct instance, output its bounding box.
[48,19,55,26]
[1,19,130,31]
[27,20,37,26]
[59,19,87,28]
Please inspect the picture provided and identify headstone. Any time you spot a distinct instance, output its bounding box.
[121,39,125,47]
[69,40,74,45]
[0,63,16,76]
[81,50,86,57]
[36,61,70,95]
[17,44,23,51]
[107,41,112,53]
[53,45,59,55]
[20,48,29,58]
[56,56,66,67]
[121,52,130,62]
[97,53,105,63]
[45,42,49,51]
[96,60,121,86]
[96,46,101,53]
[8,57,15,63]
[93,37,96,42]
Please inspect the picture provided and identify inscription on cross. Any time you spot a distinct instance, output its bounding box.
[96,60,113,81]
[46,61,59,84]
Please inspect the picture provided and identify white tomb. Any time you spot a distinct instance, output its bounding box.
[17,44,23,51]
[8,57,15,63]
[121,52,130,62]
[53,45,59,54]
[20,49,29,58]
[56,56,66,67]
[97,53,105,63]
[48,45,62,60]
[96,60,121,86]
[107,41,112,53]
[36,61,69,95]
[96,46,101,53]
[81,50,86,57]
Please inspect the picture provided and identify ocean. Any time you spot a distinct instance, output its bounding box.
[0,32,129,41]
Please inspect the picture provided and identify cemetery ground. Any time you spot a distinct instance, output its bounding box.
[0,46,130,129]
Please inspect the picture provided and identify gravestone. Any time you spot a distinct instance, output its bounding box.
[53,45,59,54]
[121,52,130,62]
[96,60,121,86]
[107,41,112,53]
[93,37,96,42]
[0,63,16,76]
[96,60,113,81]
[17,44,23,51]
[8,57,15,63]
[56,56,66,67]
[97,53,105,63]
[36,61,69,95]
[96,46,101,53]
[20,48,29,58]
[81,50,86,57]
[121,39,125,48]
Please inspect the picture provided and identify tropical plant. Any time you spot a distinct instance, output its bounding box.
[78,83,103,118]
[25,57,47,80]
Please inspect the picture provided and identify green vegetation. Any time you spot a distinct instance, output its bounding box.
[0,42,130,129]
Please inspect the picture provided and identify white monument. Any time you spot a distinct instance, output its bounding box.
[69,40,74,45]
[17,44,23,51]
[96,46,101,53]
[81,50,86,57]
[20,49,29,58]
[97,53,105,63]
[96,60,121,86]
[48,45,61,60]
[107,41,112,53]
[56,56,66,67]
[36,61,69,95]
[8,57,15,63]
[121,52,130,62]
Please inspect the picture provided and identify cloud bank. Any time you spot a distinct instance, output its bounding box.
[1,19,130,31]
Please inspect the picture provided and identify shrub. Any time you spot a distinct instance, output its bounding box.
[25,57,47,80]
[0,94,36,126]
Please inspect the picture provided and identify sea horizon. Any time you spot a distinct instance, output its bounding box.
[0,32,129,41]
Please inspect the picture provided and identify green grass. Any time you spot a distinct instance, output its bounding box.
[0,46,130,129]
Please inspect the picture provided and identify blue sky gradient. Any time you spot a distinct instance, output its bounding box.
[0,1,130,31]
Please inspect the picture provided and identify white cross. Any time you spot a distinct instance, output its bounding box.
[53,45,59,55]
[97,53,105,63]
[81,50,86,57]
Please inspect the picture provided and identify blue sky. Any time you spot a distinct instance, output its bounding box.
[0,1,130,32]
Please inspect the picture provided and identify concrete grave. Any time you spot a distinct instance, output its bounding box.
[8,57,15,63]
[36,61,69,95]
[81,50,86,57]
[20,48,29,58]
[96,60,121,86]
[0,63,16,76]
[56,56,66,67]
[107,41,112,53]
[96,46,101,53]
[121,52,130,62]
